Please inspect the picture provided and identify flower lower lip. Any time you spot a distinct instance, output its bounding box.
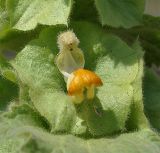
[67,69,103,104]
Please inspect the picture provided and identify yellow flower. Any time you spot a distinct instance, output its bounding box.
[67,69,103,104]
[55,31,103,104]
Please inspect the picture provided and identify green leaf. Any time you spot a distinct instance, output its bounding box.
[0,6,8,30]
[0,104,159,153]
[0,55,17,83]
[140,15,160,66]
[144,68,160,132]
[107,15,160,66]
[125,41,148,131]
[0,55,18,110]
[0,104,50,153]
[112,15,160,66]
[143,15,160,29]
[0,0,10,36]
[94,0,145,28]
[6,0,73,31]
[0,120,160,153]
[11,40,81,134]
[71,0,98,22]
[0,28,41,54]
[1,104,49,129]
[0,76,18,110]
[0,1,42,52]
[11,21,148,136]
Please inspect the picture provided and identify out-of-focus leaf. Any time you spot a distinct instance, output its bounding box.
[109,15,160,66]
[143,15,160,29]
[94,0,145,28]
[0,55,17,83]
[0,55,18,110]
[0,29,41,55]
[71,0,98,22]
[0,76,18,110]
[144,68,160,132]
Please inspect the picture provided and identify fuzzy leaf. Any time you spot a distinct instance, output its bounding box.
[0,0,10,37]
[0,104,49,130]
[6,0,73,31]
[0,104,159,153]
[0,104,50,153]
[0,121,160,153]
[11,21,148,136]
[94,0,145,28]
